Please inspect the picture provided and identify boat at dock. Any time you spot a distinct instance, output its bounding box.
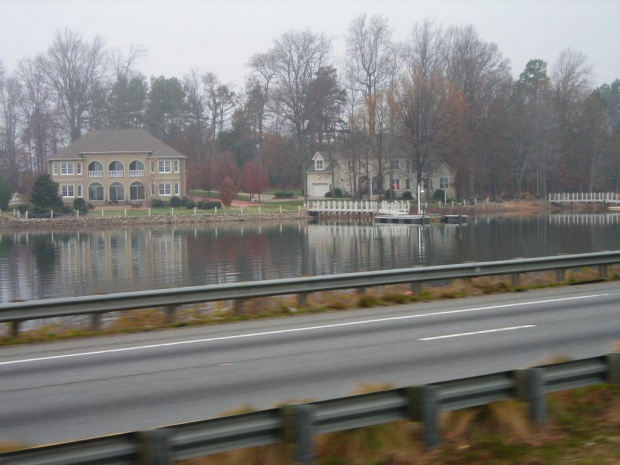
[375,215,430,225]
[442,214,468,224]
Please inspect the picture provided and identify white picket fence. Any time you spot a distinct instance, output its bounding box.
[549,192,620,204]
[308,200,411,215]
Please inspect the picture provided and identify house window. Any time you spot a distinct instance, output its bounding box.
[440,177,449,189]
[159,160,171,173]
[174,183,180,195]
[315,159,324,170]
[390,159,399,170]
[53,163,58,175]
[76,163,82,175]
[159,183,172,196]
[77,185,83,198]
[88,161,104,177]
[129,160,145,177]
[405,179,411,190]
[405,160,414,174]
[150,161,155,174]
[61,162,74,175]
[109,182,125,201]
[61,185,74,197]
[109,161,124,177]
[130,182,145,200]
[392,179,400,190]
[174,160,179,173]
[89,182,104,201]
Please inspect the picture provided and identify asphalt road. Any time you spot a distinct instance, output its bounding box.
[1,281,619,446]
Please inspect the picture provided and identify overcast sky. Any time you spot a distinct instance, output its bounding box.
[1,0,618,88]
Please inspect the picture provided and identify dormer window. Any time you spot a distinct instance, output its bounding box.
[315,159,324,170]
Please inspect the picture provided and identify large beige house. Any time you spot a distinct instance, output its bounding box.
[48,129,186,205]
[307,151,454,199]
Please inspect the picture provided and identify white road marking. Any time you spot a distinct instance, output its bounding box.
[419,325,537,341]
[0,293,610,366]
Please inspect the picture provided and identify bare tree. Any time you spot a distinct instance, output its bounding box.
[41,28,107,141]
[445,25,512,198]
[109,44,147,80]
[395,21,451,192]
[345,14,398,198]
[268,30,331,196]
[0,65,23,188]
[551,48,593,190]
[16,57,60,175]
[203,72,236,153]
[248,51,277,165]
[183,68,208,164]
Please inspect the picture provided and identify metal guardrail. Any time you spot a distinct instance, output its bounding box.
[1,251,619,334]
[1,354,618,465]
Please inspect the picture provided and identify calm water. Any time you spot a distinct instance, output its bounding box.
[1,213,620,302]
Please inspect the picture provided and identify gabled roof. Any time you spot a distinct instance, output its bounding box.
[307,151,340,174]
[49,129,186,160]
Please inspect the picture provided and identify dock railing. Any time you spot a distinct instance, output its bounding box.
[309,200,411,215]
[549,192,620,204]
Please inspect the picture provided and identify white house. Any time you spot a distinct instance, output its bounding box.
[306,151,455,200]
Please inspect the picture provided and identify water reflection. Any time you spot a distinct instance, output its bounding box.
[1,213,619,302]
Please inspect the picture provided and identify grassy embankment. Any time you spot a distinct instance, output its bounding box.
[173,381,620,465]
[1,266,618,346]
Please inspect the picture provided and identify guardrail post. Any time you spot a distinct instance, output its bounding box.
[234,299,244,316]
[599,264,608,279]
[137,429,172,465]
[91,313,102,331]
[517,368,547,427]
[511,273,520,287]
[297,293,308,307]
[408,385,441,449]
[410,282,421,294]
[356,286,366,295]
[283,404,316,465]
[607,353,620,384]
[555,269,565,282]
[11,321,20,338]
[164,306,177,324]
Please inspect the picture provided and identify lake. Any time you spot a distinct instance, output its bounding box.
[1,213,620,302]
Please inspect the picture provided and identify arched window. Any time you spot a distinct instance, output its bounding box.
[89,182,104,201]
[130,182,145,200]
[88,161,104,178]
[109,161,124,178]
[109,182,125,202]
[129,160,145,177]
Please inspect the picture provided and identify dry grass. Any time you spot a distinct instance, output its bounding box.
[178,384,620,464]
[442,401,532,444]
[316,383,423,465]
[0,442,27,453]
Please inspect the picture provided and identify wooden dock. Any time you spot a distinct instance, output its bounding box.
[308,200,411,223]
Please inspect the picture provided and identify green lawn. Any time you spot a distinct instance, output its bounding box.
[87,203,305,217]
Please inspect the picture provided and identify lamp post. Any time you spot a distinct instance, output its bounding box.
[417,184,425,214]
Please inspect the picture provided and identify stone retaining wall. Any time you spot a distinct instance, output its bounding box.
[0,212,312,231]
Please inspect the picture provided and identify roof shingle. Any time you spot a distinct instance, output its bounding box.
[49,129,186,160]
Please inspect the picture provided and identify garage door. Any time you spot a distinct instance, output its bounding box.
[311,182,330,197]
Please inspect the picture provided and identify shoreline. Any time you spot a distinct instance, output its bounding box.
[0,212,312,231]
[0,200,606,231]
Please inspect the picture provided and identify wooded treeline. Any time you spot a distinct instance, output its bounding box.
[1,16,618,199]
